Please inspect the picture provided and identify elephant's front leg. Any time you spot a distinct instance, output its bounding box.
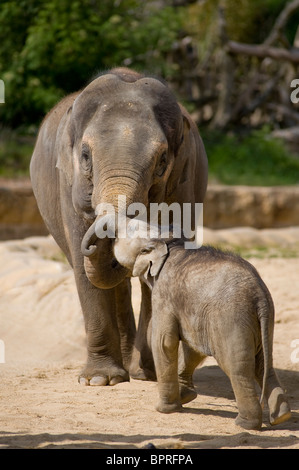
[129,280,156,381]
[75,268,130,386]
[151,316,182,413]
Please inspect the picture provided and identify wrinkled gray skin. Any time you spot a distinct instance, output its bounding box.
[30,68,208,386]
[113,223,291,430]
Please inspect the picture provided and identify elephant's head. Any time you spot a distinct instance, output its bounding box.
[112,217,169,282]
[56,68,206,289]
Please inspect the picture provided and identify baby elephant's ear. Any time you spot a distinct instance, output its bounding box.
[149,242,168,277]
[132,241,168,279]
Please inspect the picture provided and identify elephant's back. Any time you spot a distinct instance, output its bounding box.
[41,91,79,136]
[29,92,80,260]
[30,93,78,185]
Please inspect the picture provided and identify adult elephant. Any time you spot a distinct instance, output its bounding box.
[30,67,208,386]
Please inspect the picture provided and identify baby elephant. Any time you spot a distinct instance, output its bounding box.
[113,226,291,430]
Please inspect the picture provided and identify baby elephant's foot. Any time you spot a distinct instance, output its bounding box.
[266,380,292,426]
[235,414,262,430]
[129,367,157,382]
[270,402,291,426]
[179,384,197,405]
[156,401,183,414]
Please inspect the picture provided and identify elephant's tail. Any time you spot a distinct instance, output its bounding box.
[258,299,272,406]
[259,315,268,405]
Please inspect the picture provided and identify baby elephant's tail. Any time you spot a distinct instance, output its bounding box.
[259,314,269,405]
[257,297,273,405]
[257,298,292,426]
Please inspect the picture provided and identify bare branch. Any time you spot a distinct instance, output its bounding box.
[225,1,299,63]
[264,0,299,46]
[267,103,299,124]
[209,3,235,128]
[227,41,299,64]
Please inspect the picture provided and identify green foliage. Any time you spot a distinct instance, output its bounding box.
[203,128,299,186]
[1,0,299,188]
[0,0,183,127]
[0,128,34,177]
[184,0,296,58]
[224,0,288,43]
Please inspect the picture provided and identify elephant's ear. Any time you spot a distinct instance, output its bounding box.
[166,105,207,201]
[132,241,168,279]
[55,106,74,186]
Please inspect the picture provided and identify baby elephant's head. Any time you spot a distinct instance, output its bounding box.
[113,220,168,280]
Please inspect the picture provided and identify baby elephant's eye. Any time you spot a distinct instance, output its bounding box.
[140,247,152,254]
[156,151,167,177]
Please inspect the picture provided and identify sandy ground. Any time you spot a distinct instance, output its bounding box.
[0,228,298,449]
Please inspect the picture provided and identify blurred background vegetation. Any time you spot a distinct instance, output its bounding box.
[0,0,299,184]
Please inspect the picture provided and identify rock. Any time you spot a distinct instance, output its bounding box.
[1,180,299,240]
[203,185,299,229]
[0,179,47,240]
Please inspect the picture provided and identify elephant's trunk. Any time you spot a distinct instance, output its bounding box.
[81,215,129,289]
[81,173,147,289]
[81,222,98,256]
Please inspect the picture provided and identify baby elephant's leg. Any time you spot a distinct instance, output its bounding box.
[230,374,262,430]
[255,352,291,426]
[151,319,182,414]
[220,348,262,430]
[178,342,205,404]
[266,371,291,425]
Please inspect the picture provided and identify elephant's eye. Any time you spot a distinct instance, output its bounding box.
[140,247,152,255]
[80,144,92,173]
[156,151,167,177]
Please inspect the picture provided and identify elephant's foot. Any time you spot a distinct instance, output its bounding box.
[79,363,129,386]
[156,401,182,414]
[268,387,291,426]
[129,366,157,382]
[235,413,262,430]
[129,347,157,381]
[269,402,291,426]
[179,383,197,405]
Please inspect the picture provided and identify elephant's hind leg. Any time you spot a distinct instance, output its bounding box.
[178,342,205,405]
[255,352,291,426]
[130,280,156,381]
[221,347,262,430]
[115,278,136,372]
